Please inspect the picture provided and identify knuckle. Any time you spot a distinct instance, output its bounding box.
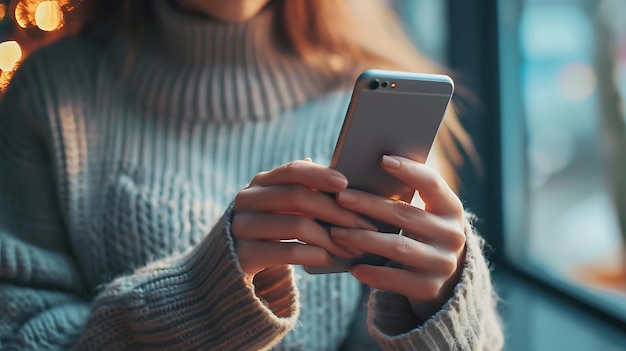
[292,216,311,240]
[422,280,442,300]
[233,190,247,209]
[440,254,458,276]
[424,167,444,190]
[249,171,267,186]
[300,187,317,211]
[286,186,307,211]
[285,244,301,263]
[235,240,250,259]
[392,235,412,256]
[231,213,245,237]
[281,160,301,175]
[453,229,467,249]
[391,200,416,223]
[451,197,464,216]
[446,223,467,249]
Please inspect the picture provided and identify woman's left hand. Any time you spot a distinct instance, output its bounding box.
[330,155,467,319]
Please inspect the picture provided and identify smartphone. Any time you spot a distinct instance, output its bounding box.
[305,69,454,274]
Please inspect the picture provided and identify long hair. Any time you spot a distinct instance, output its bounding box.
[278,0,478,191]
[84,0,477,192]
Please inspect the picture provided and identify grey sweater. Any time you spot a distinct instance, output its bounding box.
[0,1,504,350]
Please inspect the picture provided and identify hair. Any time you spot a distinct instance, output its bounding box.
[278,0,479,192]
[84,0,478,192]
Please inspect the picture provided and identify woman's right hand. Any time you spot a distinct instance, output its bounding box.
[233,159,377,279]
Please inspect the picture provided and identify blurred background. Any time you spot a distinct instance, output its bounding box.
[1,0,625,349]
[498,0,626,323]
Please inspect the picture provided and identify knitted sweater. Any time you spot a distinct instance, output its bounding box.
[0,1,504,350]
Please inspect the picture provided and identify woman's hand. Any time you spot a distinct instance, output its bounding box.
[232,160,377,280]
[329,155,467,319]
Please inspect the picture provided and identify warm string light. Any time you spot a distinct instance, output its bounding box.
[1,1,84,94]
[0,40,22,92]
[0,4,6,21]
[0,70,15,92]
[15,0,66,30]
[35,1,63,31]
[0,41,22,71]
[15,0,37,28]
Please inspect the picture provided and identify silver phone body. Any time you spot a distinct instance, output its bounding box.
[305,69,454,274]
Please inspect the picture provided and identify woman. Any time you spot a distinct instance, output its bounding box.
[0,0,503,349]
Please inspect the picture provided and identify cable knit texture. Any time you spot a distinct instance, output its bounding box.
[0,1,504,350]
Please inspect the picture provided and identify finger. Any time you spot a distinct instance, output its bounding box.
[335,189,465,249]
[232,212,356,258]
[235,184,378,231]
[350,264,445,302]
[237,239,332,276]
[381,155,463,216]
[304,157,312,162]
[250,160,348,193]
[330,227,457,275]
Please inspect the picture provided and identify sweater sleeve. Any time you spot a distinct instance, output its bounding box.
[0,49,299,351]
[366,215,505,350]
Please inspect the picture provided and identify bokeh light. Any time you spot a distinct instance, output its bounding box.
[15,0,37,28]
[15,0,70,29]
[558,61,597,101]
[35,1,63,31]
[1,0,84,94]
[0,4,6,21]
[0,41,23,71]
[528,126,575,188]
[0,70,14,92]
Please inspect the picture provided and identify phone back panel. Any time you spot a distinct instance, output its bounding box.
[306,70,454,274]
[331,70,454,210]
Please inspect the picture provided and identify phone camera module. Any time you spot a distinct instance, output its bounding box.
[381,81,389,88]
[370,79,380,90]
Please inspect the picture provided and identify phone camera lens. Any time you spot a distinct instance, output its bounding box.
[370,79,380,90]
[381,81,389,88]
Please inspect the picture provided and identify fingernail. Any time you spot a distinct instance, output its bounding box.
[355,217,378,231]
[382,155,401,169]
[337,190,358,204]
[330,227,349,239]
[328,174,348,189]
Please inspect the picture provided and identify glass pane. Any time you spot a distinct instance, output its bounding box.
[499,0,626,321]
[390,0,448,63]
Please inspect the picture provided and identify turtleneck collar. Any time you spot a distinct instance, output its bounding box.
[109,0,345,122]
[156,0,279,66]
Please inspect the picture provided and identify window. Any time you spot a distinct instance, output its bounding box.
[499,0,626,321]
[390,0,449,64]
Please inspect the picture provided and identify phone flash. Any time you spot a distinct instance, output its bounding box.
[390,82,396,88]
